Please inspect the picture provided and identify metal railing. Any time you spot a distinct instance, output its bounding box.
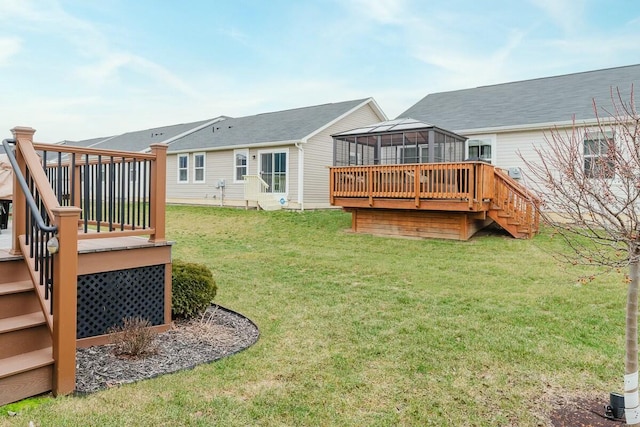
[2,138,57,318]
[37,144,158,237]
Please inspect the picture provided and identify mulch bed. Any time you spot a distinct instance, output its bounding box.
[75,305,259,393]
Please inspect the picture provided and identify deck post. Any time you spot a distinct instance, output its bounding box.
[414,164,421,207]
[367,167,373,207]
[149,143,167,243]
[329,167,335,205]
[9,127,36,256]
[51,205,81,396]
[72,161,82,211]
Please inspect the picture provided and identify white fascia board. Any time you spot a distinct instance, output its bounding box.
[167,139,300,154]
[455,118,605,135]
[299,98,388,143]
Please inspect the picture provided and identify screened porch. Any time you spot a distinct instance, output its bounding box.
[332,118,467,166]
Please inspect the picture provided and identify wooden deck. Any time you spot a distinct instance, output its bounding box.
[0,127,172,406]
[329,162,539,240]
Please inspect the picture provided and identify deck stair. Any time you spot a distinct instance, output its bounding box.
[487,168,539,239]
[257,193,282,211]
[0,259,53,406]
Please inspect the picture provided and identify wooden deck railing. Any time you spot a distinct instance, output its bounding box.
[5,126,167,397]
[329,162,494,209]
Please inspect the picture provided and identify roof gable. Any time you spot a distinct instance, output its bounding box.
[399,64,640,132]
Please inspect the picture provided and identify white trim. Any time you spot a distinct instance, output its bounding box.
[177,153,189,183]
[454,117,610,135]
[295,141,304,210]
[193,152,206,183]
[233,149,249,184]
[257,148,289,196]
[168,139,300,155]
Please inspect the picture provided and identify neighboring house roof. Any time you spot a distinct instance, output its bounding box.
[399,64,640,132]
[65,118,219,152]
[167,98,383,152]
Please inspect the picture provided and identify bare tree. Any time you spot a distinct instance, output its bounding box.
[522,86,640,424]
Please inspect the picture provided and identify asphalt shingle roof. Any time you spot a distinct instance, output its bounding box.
[65,99,371,153]
[168,99,370,152]
[66,119,214,152]
[399,64,640,131]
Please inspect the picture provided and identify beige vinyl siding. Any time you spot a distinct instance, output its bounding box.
[167,145,298,206]
[303,103,384,207]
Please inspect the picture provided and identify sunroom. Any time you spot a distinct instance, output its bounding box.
[332,118,466,166]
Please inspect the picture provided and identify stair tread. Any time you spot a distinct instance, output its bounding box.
[0,311,46,333]
[0,347,53,379]
[0,280,33,296]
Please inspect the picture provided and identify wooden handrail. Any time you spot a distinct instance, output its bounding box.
[33,142,156,160]
[8,127,81,397]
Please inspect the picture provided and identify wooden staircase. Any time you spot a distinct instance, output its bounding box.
[0,258,53,406]
[488,168,540,239]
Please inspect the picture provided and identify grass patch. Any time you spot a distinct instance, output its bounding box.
[1,206,626,426]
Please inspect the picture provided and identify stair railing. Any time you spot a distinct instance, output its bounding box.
[492,168,540,235]
[243,175,270,208]
[3,127,81,397]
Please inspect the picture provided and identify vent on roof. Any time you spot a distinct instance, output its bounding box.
[151,132,164,137]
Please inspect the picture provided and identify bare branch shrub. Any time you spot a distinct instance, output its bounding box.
[522,85,640,424]
[108,317,158,358]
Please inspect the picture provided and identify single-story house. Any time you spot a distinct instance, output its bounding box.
[398,64,640,184]
[64,98,386,210]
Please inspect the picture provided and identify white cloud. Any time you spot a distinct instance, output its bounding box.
[529,0,587,33]
[343,0,409,24]
[0,37,22,66]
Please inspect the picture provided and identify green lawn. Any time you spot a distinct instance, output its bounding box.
[1,206,626,426]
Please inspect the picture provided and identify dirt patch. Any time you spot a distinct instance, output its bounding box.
[75,305,259,393]
[549,394,627,426]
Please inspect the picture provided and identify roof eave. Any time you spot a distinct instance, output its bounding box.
[167,139,301,154]
[456,117,605,134]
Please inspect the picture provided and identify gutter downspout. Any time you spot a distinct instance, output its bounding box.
[295,140,304,211]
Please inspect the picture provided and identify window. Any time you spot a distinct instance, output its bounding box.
[584,131,614,178]
[466,138,493,163]
[193,153,205,183]
[260,151,287,193]
[234,149,248,183]
[178,154,189,183]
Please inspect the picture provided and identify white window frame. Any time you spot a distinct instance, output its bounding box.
[465,135,496,164]
[193,152,206,183]
[233,149,249,183]
[583,129,615,179]
[258,148,289,195]
[177,154,189,183]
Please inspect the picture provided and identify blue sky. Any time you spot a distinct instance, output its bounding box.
[1,0,638,142]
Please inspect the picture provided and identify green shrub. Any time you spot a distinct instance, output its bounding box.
[171,259,217,319]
